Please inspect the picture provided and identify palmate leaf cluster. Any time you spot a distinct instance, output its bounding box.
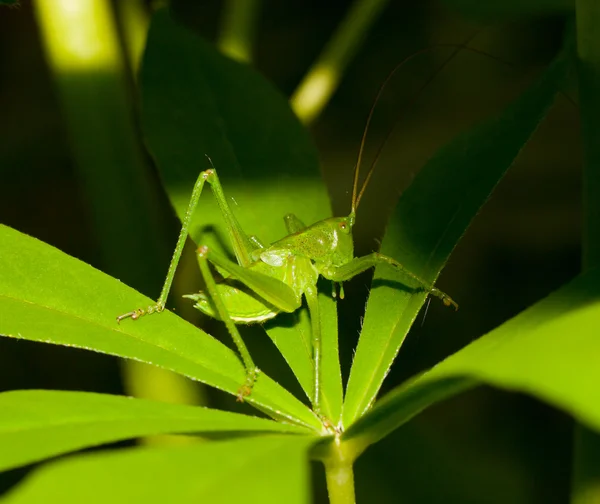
[1,6,599,503]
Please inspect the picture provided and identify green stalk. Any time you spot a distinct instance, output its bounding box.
[33,0,203,434]
[290,0,389,124]
[33,0,166,295]
[315,439,358,504]
[572,1,600,502]
[218,0,262,63]
[116,0,150,75]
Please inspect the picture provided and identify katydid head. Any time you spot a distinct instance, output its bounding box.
[319,215,354,267]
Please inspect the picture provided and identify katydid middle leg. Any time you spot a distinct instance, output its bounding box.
[320,252,458,309]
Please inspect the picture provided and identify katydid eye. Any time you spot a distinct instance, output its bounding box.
[339,222,346,230]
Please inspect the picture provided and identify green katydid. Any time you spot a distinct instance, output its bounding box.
[116,47,477,416]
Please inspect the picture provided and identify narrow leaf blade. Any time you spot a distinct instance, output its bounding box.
[343,37,572,425]
[344,268,600,449]
[0,390,311,472]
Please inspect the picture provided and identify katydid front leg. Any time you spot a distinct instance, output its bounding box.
[321,252,459,309]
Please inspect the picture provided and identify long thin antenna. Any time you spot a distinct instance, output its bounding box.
[350,31,505,215]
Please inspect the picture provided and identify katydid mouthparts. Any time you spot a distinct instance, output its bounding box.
[114,42,522,418]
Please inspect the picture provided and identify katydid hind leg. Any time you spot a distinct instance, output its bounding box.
[196,245,259,400]
[321,252,458,309]
[204,247,301,313]
[117,169,212,323]
[117,167,257,323]
[248,235,266,249]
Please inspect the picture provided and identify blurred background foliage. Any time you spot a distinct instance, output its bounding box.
[0,0,580,502]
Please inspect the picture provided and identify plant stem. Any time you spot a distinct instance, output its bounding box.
[290,0,389,124]
[572,0,600,502]
[218,0,262,63]
[317,440,358,504]
[325,460,356,504]
[32,0,168,295]
[32,0,203,427]
[115,0,150,75]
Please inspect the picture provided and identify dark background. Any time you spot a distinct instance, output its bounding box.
[0,1,580,502]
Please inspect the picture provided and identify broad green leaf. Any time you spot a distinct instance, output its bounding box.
[442,0,573,18]
[0,225,321,431]
[0,436,314,504]
[343,34,573,425]
[343,268,600,451]
[141,9,330,245]
[0,390,311,472]
[140,9,340,416]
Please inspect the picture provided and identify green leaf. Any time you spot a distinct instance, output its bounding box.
[442,0,573,18]
[140,9,340,414]
[0,436,314,504]
[0,225,321,431]
[343,268,600,451]
[263,287,343,424]
[141,9,330,246]
[318,288,343,424]
[0,390,312,472]
[343,34,573,426]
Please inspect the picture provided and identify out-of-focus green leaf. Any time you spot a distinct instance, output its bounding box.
[0,390,312,472]
[343,33,573,426]
[140,9,341,417]
[0,225,321,431]
[442,0,573,19]
[0,436,314,504]
[343,269,600,451]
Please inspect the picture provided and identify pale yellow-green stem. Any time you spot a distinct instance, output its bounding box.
[290,0,389,125]
[33,0,204,443]
[116,0,150,75]
[314,438,359,504]
[218,0,263,63]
